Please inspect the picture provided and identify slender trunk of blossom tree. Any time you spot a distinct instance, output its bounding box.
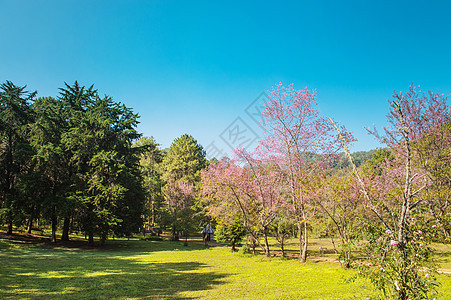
[297,223,303,261]
[302,219,308,262]
[263,226,270,257]
[396,101,412,251]
[279,234,285,257]
[297,216,308,263]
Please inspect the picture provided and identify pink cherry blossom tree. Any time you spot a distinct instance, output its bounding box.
[393,87,451,239]
[200,151,284,257]
[331,84,444,299]
[259,83,342,262]
[317,174,364,268]
[163,179,195,241]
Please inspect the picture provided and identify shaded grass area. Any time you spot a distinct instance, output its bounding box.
[0,234,450,299]
[432,242,451,271]
[0,237,225,299]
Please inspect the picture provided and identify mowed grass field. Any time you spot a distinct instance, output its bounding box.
[0,234,450,299]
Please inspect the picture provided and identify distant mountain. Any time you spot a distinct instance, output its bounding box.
[332,149,379,172]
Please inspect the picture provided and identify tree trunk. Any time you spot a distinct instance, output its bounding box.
[61,217,70,241]
[298,223,302,261]
[88,231,94,246]
[263,227,270,257]
[172,226,178,241]
[280,234,285,257]
[26,217,33,234]
[7,217,13,235]
[51,213,57,243]
[301,221,308,262]
[299,221,308,263]
[100,233,106,245]
[151,196,155,225]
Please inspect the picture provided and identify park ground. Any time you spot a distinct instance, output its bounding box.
[0,231,450,299]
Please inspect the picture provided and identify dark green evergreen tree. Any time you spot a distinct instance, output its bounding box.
[0,81,35,235]
[60,83,144,245]
[162,134,207,240]
[133,137,165,231]
[29,96,67,242]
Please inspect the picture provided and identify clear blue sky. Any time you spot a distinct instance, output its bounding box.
[1,0,450,156]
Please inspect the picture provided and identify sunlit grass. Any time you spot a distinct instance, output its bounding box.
[0,234,450,299]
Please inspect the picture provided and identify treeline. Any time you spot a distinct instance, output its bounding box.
[0,80,213,245]
[0,81,145,245]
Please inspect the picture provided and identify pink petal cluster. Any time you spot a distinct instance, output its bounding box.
[390,240,399,246]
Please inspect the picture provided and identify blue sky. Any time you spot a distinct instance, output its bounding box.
[1,0,450,156]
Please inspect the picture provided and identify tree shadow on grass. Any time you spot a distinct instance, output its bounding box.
[0,231,212,254]
[434,250,451,269]
[0,238,229,299]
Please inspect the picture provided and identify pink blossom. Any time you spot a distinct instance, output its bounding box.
[432,225,437,228]
[425,273,430,279]
[386,229,392,234]
[390,240,398,246]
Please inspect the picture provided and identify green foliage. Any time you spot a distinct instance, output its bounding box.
[332,149,377,173]
[139,235,164,241]
[216,218,246,251]
[0,81,36,233]
[162,134,207,184]
[355,219,439,299]
[361,148,395,175]
[0,80,146,243]
[270,213,296,257]
[161,134,207,240]
[412,121,451,241]
[133,137,165,227]
[60,85,144,242]
[29,96,68,241]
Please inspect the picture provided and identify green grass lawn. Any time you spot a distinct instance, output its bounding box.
[0,234,450,299]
